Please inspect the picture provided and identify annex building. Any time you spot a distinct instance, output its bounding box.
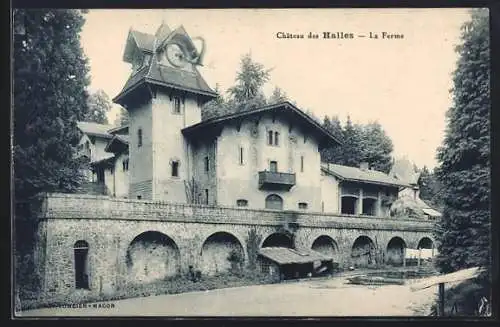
[32,22,439,297]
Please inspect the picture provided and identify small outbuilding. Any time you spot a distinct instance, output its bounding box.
[258,247,337,281]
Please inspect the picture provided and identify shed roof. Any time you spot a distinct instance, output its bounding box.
[105,135,129,154]
[321,162,410,188]
[77,121,114,139]
[259,247,333,265]
[422,208,442,217]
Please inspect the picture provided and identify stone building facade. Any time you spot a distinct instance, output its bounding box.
[34,22,438,298]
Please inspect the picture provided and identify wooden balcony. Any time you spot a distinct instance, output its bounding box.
[258,171,296,191]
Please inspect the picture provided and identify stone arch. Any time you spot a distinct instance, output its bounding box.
[386,236,407,266]
[265,194,283,210]
[74,240,90,289]
[351,235,376,267]
[261,232,293,248]
[417,237,434,249]
[311,235,338,260]
[126,231,180,283]
[199,232,245,276]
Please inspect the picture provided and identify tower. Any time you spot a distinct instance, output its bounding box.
[113,22,216,201]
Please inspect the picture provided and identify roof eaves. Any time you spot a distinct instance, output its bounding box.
[144,77,217,98]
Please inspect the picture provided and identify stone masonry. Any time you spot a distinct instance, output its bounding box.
[33,193,435,297]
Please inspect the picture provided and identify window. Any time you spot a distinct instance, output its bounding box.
[239,146,244,165]
[137,195,142,200]
[171,160,179,177]
[137,128,143,147]
[298,202,308,210]
[204,156,209,172]
[265,194,283,210]
[269,161,278,173]
[122,158,129,171]
[173,97,181,114]
[236,199,248,207]
[300,156,304,172]
[205,189,209,205]
[303,135,307,144]
[267,130,280,146]
[268,131,273,145]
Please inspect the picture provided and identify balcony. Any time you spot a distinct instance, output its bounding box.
[258,171,296,191]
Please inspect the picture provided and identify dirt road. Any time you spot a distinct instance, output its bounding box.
[18,276,439,317]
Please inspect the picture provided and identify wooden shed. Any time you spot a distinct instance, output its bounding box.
[258,247,337,281]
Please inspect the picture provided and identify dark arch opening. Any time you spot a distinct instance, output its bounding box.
[386,237,407,266]
[341,196,357,215]
[74,240,90,289]
[351,236,376,267]
[265,194,283,210]
[126,231,180,283]
[200,232,245,276]
[417,237,434,249]
[262,233,293,248]
[311,235,338,259]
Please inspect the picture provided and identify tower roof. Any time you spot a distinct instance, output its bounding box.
[114,27,216,106]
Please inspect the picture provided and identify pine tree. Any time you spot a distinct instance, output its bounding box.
[341,116,363,167]
[14,9,90,200]
[84,89,111,124]
[434,9,490,276]
[227,53,271,112]
[268,86,288,104]
[320,115,343,163]
[359,122,394,173]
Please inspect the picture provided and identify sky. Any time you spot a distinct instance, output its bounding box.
[80,8,473,169]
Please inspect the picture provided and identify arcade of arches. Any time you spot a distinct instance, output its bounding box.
[70,231,435,288]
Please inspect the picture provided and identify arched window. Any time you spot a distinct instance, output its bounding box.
[74,240,90,289]
[274,131,279,146]
[137,128,143,147]
[236,199,248,207]
[265,194,283,210]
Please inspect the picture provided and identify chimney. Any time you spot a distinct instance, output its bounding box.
[359,162,369,171]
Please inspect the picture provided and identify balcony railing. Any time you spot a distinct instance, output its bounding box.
[258,171,296,191]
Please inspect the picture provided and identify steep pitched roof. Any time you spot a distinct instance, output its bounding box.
[259,247,333,265]
[105,135,129,153]
[182,101,342,147]
[129,30,155,52]
[114,27,217,106]
[321,162,410,188]
[77,121,114,139]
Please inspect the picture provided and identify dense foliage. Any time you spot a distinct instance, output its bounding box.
[434,9,490,274]
[14,9,90,200]
[114,106,130,126]
[432,9,490,316]
[84,89,111,124]
[321,116,394,173]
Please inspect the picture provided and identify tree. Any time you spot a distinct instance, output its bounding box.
[320,115,343,163]
[201,83,232,120]
[340,116,363,167]
[84,89,111,124]
[268,86,288,104]
[418,166,444,210]
[434,9,490,274]
[14,9,90,200]
[227,53,271,112]
[114,106,130,126]
[358,122,394,173]
[13,8,90,297]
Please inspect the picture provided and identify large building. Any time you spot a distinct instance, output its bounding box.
[31,22,438,297]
